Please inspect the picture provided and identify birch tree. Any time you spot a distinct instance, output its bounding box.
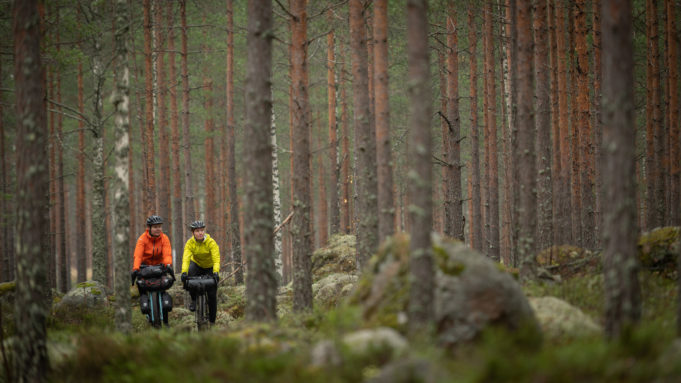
[112,0,132,334]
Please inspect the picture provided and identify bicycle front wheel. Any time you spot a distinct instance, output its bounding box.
[196,294,208,331]
[150,292,162,328]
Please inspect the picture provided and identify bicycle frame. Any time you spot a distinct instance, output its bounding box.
[185,276,216,331]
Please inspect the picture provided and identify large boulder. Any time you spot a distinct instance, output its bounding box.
[529,296,601,340]
[352,233,540,349]
[55,280,109,311]
[311,234,357,280]
[536,245,600,280]
[312,273,358,309]
[638,226,680,278]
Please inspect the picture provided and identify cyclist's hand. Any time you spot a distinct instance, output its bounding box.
[181,272,187,283]
[213,272,220,284]
[131,270,138,286]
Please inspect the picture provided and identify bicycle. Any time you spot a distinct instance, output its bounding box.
[134,264,175,328]
[184,275,216,331]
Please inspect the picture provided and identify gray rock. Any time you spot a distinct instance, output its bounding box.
[342,327,408,356]
[310,340,342,367]
[56,280,109,310]
[529,296,601,340]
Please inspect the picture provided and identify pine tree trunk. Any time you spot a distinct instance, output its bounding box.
[180,0,196,223]
[271,104,283,281]
[569,2,582,247]
[244,0,277,321]
[167,0,183,272]
[516,0,537,280]
[113,0,132,333]
[290,0,313,312]
[143,0,156,216]
[666,0,680,225]
[592,0,603,246]
[535,0,552,254]
[13,0,50,376]
[468,8,482,252]
[56,20,67,289]
[374,0,395,243]
[340,44,351,234]
[349,0,379,270]
[77,59,87,283]
[48,65,57,290]
[156,2,171,241]
[327,23,341,235]
[445,3,463,241]
[556,0,572,244]
[575,0,594,249]
[204,78,215,225]
[549,0,562,250]
[500,0,512,264]
[485,0,500,261]
[226,0,243,284]
[0,58,6,282]
[601,0,641,337]
[407,0,434,333]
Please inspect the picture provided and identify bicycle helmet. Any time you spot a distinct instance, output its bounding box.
[146,215,164,226]
[189,220,206,230]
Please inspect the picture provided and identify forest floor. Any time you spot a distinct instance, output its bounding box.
[2,232,681,382]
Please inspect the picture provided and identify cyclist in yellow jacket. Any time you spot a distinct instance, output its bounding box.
[181,220,220,323]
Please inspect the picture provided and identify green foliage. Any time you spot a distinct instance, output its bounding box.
[637,227,680,278]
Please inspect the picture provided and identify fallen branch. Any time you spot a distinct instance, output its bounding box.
[273,211,294,235]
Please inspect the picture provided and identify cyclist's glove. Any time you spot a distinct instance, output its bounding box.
[131,270,138,286]
[213,272,220,284]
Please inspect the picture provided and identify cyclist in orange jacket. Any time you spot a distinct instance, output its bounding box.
[131,215,173,284]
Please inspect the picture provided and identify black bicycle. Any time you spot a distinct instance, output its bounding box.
[184,275,216,331]
[135,264,175,328]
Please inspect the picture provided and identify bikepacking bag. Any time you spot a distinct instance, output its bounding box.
[162,292,173,312]
[136,275,174,291]
[186,278,216,293]
[139,295,151,314]
[138,266,164,278]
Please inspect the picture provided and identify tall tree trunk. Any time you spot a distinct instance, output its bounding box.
[244,0,277,321]
[226,0,243,284]
[569,2,582,246]
[601,0,641,338]
[317,130,329,247]
[575,0,594,249]
[592,0,603,246]
[549,0,562,250]
[556,0,572,244]
[48,65,56,290]
[484,0,499,261]
[179,0,196,224]
[445,3,463,241]
[667,0,680,225]
[77,58,87,283]
[469,8,482,252]
[438,51,448,235]
[535,0,552,254]
[13,0,50,377]
[374,0,395,243]
[56,19,67,290]
[349,0,379,270]
[407,0,434,334]
[516,0,537,280]
[113,0,132,333]
[143,0,156,216]
[167,0,183,271]
[0,58,6,282]
[156,1,171,242]
[327,21,341,235]
[272,107,283,281]
[290,0,313,312]
[204,78,215,225]
[500,0,513,263]
[340,44,351,234]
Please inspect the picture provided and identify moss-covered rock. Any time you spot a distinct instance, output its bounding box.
[312,273,358,309]
[638,226,680,278]
[352,233,540,349]
[529,296,601,340]
[311,234,357,280]
[536,245,600,279]
[56,280,110,311]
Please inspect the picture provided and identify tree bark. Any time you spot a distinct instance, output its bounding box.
[535,0,552,254]
[549,0,562,250]
[445,3,463,241]
[374,0,395,243]
[500,0,513,263]
[143,0,156,216]
[227,0,243,284]
[327,21,341,235]
[575,0,594,249]
[592,0,603,246]
[555,0,572,244]
[484,0,499,262]
[340,42,351,234]
[204,78,216,226]
[0,58,7,282]
[349,0,379,270]
[666,0,680,225]
[601,0,641,338]
[244,0,277,321]
[407,0,434,334]
[112,0,132,333]
[272,106,283,281]
[516,0,537,280]
[569,2,582,246]
[77,58,87,283]
[13,0,50,377]
[156,1,171,243]
[180,0,196,223]
[290,0,313,312]
[469,8,482,252]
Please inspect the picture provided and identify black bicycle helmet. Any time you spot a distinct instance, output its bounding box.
[146,215,164,226]
[189,220,206,230]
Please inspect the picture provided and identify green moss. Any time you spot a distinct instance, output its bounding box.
[76,282,98,289]
[0,281,15,295]
[638,227,680,277]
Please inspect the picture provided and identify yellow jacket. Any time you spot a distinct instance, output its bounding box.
[182,234,220,273]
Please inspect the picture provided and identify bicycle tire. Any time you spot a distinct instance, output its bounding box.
[150,291,162,328]
[196,294,208,331]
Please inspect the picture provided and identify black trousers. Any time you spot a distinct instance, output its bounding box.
[188,261,218,323]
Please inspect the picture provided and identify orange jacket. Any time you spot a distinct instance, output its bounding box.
[133,229,172,270]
